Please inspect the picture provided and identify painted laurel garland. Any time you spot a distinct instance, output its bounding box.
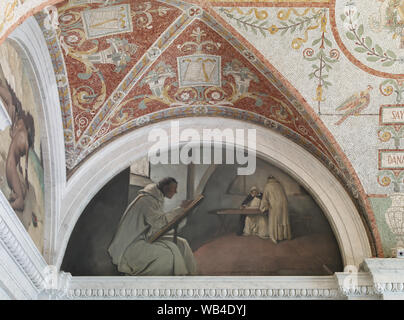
[219,8,325,48]
[219,7,340,107]
[303,16,340,110]
[341,4,401,67]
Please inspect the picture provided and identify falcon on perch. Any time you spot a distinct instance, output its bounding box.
[335,85,373,126]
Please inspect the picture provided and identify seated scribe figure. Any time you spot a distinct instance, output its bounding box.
[108,177,197,276]
[240,186,269,239]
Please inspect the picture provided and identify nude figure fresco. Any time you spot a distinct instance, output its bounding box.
[0,40,45,254]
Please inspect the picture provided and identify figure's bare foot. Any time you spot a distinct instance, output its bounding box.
[271,238,277,244]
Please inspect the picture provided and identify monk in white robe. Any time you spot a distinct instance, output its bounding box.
[108,178,197,276]
[259,176,292,243]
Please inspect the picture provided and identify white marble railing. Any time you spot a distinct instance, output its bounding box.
[62,259,404,300]
[0,192,47,299]
[67,276,343,300]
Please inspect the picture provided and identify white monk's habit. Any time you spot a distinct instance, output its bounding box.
[108,183,197,276]
[259,177,292,242]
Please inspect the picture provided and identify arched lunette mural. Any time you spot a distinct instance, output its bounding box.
[62,144,346,276]
[57,118,372,269]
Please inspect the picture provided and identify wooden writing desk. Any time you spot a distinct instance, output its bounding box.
[215,208,263,215]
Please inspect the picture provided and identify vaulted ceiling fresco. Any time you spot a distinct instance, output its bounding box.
[35,0,341,173]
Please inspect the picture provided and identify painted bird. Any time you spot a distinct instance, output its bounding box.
[335,85,373,126]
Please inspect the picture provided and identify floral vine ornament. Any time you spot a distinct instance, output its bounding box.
[219,7,325,49]
[123,27,267,114]
[136,61,176,109]
[280,8,326,50]
[334,85,373,125]
[304,11,340,112]
[60,37,138,79]
[109,61,176,120]
[177,27,221,55]
[223,59,261,103]
[380,79,404,102]
[220,7,339,110]
[378,170,404,191]
[342,1,400,67]
[130,2,172,30]
[378,125,404,147]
